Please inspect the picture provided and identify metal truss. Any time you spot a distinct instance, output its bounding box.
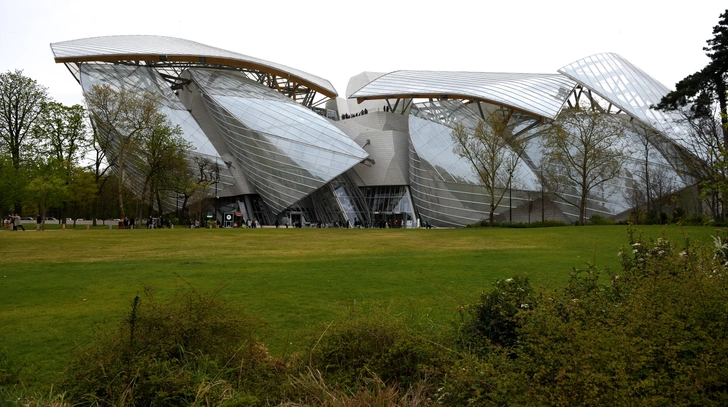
[565,85,624,115]
[65,60,331,109]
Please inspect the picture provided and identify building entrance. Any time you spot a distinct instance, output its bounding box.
[290,212,303,228]
[372,212,408,228]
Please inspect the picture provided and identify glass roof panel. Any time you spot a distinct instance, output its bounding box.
[50,35,336,97]
[350,70,576,119]
[558,53,691,148]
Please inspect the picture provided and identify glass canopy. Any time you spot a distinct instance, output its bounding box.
[350,70,576,120]
[558,53,691,148]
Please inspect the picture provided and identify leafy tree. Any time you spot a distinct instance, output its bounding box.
[66,166,97,222]
[35,101,90,224]
[541,109,626,225]
[451,109,528,226]
[85,84,177,218]
[171,156,219,224]
[668,108,727,219]
[655,10,728,220]
[39,102,88,167]
[0,155,27,217]
[26,160,68,230]
[656,9,728,143]
[0,70,49,213]
[134,119,189,217]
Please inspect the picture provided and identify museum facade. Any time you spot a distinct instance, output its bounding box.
[51,35,693,227]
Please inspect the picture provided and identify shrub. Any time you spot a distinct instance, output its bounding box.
[456,274,536,355]
[62,288,287,407]
[466,220,569,228]
[589,214,614,225]
[304,309,451,396]
[516,228,728,405]
[445,228,728,405]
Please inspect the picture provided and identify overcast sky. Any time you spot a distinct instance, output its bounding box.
[0,0,725,107]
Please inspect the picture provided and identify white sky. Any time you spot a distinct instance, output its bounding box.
[0,0,725,107]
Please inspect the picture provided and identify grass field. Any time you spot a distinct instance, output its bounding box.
[0,224,717,388]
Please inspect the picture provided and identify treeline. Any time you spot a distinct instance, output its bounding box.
[0,71,218,227]
[2,227,727,406]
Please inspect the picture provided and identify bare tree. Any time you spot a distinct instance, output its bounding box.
[541,108,626,225]
[451,109,528,226]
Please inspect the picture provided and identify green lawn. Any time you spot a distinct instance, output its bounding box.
[0,225,716,387]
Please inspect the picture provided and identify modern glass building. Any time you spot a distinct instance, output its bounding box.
[51,36,696,226]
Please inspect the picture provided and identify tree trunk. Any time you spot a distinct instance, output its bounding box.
[156,191,163,216]
[712,74,728,147]
[118,165,125,219]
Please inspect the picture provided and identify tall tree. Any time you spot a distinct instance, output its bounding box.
[40,102,88,167]
[87,119,112,226]
[541,109,626,225]
[84,84,173,218]
[35,101,89,224]
[451,109,527,226]
[655,9,728,144]
[135,120,189,217]
[655,10,728,220]
[0,70,49,213]
[0,155,26,216]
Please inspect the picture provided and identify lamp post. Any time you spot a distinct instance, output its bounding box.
[509,178,512,223]
[213,165,220,224]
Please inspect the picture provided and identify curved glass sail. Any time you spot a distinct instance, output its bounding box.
[351,71,575,120]
[51,35,336,97]
[79,64,235,200]
[408,101,540,226]
[191,69,368,214]
[558,53,691,147]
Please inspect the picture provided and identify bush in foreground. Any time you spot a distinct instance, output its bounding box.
[444,227,728,406]
[301,310,453,400]
[63,288,287,407]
